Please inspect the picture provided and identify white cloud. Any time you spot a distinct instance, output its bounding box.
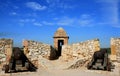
[113,24,120,28]
[33,22,42,26]
[18,22,25,27]
[18,19,43,27]
[42,21,55,25]
[78,14,95,27]
[57,17,75,26]
[59,3,75,9]
[26,13,38,17]
[46,0,51,4]
[53,14,95,27]
[80,14,91,19]
[46,0,75,9]
[17,14,100,28]
[19,19,35,23]
[109,22,120,28]
[41,14,95,27]
[26,2,47,11]
[9,12,17,15]
[78,19,94,27]
[96,0,118,3]
[13,6,19,9]
[18,18,36,26]
[96,0,119,26]
[41,16,75,26]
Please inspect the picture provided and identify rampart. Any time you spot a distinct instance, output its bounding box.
[23,40,52,67]
[0,38,13,64]
[61,39,100,68]
[2,38,119,69]
[111,38,120,62]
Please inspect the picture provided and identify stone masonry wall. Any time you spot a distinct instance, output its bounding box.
[0,38,13,64]
[23,40,51,67]
[61,39,100,68]
[111,38,120,62]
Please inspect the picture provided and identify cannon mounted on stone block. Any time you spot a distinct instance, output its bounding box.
[87,49,114,71]
[3,47,37,73]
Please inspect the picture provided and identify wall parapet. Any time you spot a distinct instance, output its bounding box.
[23,40,51,67]
[0,38,13,64]
[61,39,100,66]
[111,38,120,62]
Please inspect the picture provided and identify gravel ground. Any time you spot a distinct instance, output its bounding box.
[0,62,120,76]
[0,67,120,76]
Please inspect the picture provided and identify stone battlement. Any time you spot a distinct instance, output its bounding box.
[57,39,100,69]
[23,40,52,67]
[0,38,13,64]
[61,39,100,63]
[23,40,51,59]
[111,38,120,62]
[0,37,120,69]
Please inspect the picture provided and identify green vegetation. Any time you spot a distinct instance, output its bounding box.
[101,48,111,54]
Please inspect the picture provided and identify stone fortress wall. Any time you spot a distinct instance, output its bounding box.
[23,40,53,67]
[60,39,100,68]
[111,38,120,62]
[61,39,100,61]
[0,37,120,69]
[0,38,13,64]
[23,40,51,59]
[22,39,101,68]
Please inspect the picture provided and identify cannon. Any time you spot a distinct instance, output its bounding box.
[3,47,36,73]
[87,49,113,71]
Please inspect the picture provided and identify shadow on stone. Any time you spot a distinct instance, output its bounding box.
[49,46,59,60]
[3,47,37,73]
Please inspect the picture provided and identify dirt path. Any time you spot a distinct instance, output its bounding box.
[0,60,120,76]
[0,66,120,76]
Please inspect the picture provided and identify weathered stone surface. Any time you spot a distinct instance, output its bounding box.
[111,38,120,62]
[68,57,89,69]
[23,40,51,67]
[0,38,13,64]
[61,39,100,68]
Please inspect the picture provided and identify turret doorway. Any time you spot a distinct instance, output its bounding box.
[58,40,64,56]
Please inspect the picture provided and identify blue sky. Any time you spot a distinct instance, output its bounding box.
[0,0,120,48]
